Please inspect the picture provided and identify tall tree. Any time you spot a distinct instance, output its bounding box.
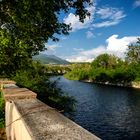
[0,0,92,54]
[91,53,120,69]
[0,30,32,76]
[0,0,92,75]
[126,38,140,64]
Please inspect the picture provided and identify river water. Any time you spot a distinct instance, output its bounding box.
[50,76,140,140]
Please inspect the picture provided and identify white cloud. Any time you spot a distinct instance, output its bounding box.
[93,20,119,28]
[46,44,61,51]
[66,35,139,62]
[44,44,61,55]
[66,46,106,62]
[134,0,140,7]
[106,35,139,58]
[96,7,125,20]
[64,6,95,31]
[64,6,126,31]
[93,7,126,28]
[96,7,114,19]
[73,48,84,51]
[86,31,95,38]
[80,46,106,56]
[66,56,94,63]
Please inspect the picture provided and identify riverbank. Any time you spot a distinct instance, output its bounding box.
[80,79,140,89]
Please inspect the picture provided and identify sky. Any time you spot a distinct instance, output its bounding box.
[44,0,140,62]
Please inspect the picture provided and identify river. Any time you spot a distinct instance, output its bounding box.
[50,76,140,140]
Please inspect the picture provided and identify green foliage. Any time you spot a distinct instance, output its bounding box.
[0,29,32,76]
[91,53,121,69]
[0,0,92,119]
[44,65,71,75]
[65,51,140,84]
[0,0,91,54]
[12,61,76,112]
[126,38,140,64]
[127,63,140,81]
[0,0,92,76]
[65,63,90,80]
[0,92,5,128]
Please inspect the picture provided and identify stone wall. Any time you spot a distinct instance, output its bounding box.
[1,81,100,140]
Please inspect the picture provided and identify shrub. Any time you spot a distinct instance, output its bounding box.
[0,92,5,128]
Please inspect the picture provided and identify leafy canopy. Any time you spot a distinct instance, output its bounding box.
[91,53,121,69]
[0,0,92,54]
[0,0,92,76]
[126,38,140,64]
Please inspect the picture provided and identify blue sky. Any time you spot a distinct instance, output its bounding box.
[44,0,140,62]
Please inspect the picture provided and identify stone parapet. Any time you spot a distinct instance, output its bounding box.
[2,81,100,140]
[0,79,16,91]
[0,80,16,85]
[3,87,37,101]
[12,99,100,140]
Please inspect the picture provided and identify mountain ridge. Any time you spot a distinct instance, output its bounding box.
[33,53,70,65]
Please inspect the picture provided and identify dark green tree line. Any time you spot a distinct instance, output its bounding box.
[65,39,140,83]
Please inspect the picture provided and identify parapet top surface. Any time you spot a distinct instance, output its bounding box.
[14,99,100,140]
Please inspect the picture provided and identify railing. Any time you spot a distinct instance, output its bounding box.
[1,80,101,140]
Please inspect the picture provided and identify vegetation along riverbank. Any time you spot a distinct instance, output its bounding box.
[65,39,140,88]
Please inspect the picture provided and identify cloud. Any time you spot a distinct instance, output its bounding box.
[134,0,140,7]
[44,44,61,54]
[93,21,119,28]
[64,5,126,31]
[46,44,61,51]
[66,56,94,63]
[106,35,139,58]
[80,46,106,56]
[73,48,84,51]
[86,31,95,38]
[93,7,126,28]
[66,35,139,62]
[66,46,106,62]
[96,7,114,19]
[63,6,95,31]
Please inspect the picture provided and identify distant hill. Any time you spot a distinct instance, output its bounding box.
[33,54,70,65]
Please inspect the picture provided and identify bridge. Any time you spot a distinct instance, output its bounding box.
[1,80,100,140]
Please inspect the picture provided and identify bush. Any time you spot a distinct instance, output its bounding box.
[12,62,76,113]
[0,92,5,128]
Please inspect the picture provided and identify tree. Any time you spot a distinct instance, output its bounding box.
[0,0,92,75]
[0,30,32,76]
[0,0,92,54]
[91,53,120,69]
[126,38,140,64]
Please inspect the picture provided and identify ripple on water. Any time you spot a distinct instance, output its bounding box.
[50,76,140,140]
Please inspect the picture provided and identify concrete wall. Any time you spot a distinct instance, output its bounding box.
[1,82,101,140]
[6,101,32,140]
